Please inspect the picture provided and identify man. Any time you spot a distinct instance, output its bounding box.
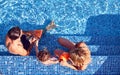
[5,21,55,56]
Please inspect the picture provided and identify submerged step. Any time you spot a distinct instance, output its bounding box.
[0,56,119,75]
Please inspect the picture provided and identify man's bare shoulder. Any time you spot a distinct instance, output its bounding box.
[5,35,11,47]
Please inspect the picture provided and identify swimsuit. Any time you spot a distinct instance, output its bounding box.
[21,35,30,50]
[20,30,43,50]
[59,52,70,62]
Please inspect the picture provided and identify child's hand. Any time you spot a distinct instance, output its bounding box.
[50,57,58,61]
[50,57,59,64]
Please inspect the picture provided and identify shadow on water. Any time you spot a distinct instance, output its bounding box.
[85,14,120,56]
[85,14,120,74]
[93,56,120,75]
[85,14,120,45]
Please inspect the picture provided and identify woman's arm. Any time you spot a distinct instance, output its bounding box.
[60,61,77,70]
[27,42,34,55]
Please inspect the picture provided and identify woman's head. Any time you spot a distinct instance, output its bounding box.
[69,48,91,69]
[7,26,21,40]
[37,49,51,62]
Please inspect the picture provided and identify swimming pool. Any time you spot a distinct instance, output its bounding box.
[0,0,120,75]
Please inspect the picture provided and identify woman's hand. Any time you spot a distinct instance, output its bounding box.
[60,61,77,70]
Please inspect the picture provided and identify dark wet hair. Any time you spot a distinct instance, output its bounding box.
[37,49,51,62]
[7,26,21,40]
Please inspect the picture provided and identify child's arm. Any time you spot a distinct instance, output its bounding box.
[49,57,59,64]
[42,57,59,66]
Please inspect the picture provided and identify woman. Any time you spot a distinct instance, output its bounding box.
[54,38,91,70]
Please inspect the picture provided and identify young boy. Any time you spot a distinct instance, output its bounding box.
[35,40,59,65]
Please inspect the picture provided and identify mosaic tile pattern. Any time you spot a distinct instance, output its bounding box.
[0,0,120,75]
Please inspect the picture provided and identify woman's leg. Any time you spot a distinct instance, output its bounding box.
[54,49,64,57]
[58,38,75,50]
[76,42,91,55]
[75,42,88,48]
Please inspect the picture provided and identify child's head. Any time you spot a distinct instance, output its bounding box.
[69,48,91,70]
[37,48,51,62]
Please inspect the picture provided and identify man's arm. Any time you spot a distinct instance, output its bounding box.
[16,46,29,56]
[35,40,39,56]
[17,41,33,56]
[26,42,34,55]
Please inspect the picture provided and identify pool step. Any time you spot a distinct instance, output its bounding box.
[0,56,119,75]
[0,45,120,56]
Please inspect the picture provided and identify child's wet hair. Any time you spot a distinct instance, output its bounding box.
[37,49,51,62]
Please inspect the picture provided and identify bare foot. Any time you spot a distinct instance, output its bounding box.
[46,21,56,31]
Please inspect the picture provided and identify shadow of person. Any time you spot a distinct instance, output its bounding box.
[85,14,120,45]
[85,14,120,74]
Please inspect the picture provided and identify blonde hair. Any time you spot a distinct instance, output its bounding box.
[69,48,91,68]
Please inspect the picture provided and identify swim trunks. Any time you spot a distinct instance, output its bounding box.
[21,35,30,50]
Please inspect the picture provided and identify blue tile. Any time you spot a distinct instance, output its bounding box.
[0,0,120,75]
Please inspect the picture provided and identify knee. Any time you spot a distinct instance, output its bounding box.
[58,38,65,43]
[75,42,86,48]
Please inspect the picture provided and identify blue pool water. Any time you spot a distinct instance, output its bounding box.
[0,0,120,75]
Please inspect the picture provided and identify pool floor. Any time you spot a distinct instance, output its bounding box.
[0,0,120,75]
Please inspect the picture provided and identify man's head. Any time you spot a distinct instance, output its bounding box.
[37,49,51,62]
[7,26,21,40]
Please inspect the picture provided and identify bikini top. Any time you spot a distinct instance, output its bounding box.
[59,52,70,62]
[59,52,82,70]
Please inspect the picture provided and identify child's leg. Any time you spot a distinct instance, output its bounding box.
[58,38,75,50]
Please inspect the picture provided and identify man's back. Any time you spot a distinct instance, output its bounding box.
[5,34,28,56]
